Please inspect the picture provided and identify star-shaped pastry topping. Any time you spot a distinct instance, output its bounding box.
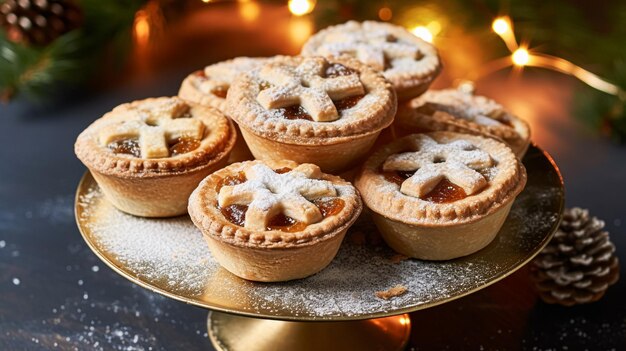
[99,98,204,159]
[415,88,514,130]
[256,57,365,122]
[218,164,337,230]
[382,135,493,198]
[318,30,423,72]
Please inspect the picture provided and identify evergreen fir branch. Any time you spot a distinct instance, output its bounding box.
[0,0,146,102]
[0,30,85,101]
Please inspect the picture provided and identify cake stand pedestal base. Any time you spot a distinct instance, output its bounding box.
[207,311,411,351]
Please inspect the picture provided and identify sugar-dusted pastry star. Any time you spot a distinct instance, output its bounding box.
[382,135,493,197]
[302,21,441,100]
[218,163,337,230]
[256,57,365,122]
[188,159,362,282]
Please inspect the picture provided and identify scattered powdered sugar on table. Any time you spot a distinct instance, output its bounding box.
[79,187,215,297]
[77,172,561,319]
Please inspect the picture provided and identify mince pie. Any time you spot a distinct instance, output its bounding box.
[397,87,531,157]
[178,57,268,112]
[301,20,441,101]
[225,55,396,172]
[355,132,527,260]
[188,160,362,282]
[75,97,236,217]
[178,57,267,164]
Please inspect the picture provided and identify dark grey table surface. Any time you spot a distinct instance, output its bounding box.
[1,68,625,351]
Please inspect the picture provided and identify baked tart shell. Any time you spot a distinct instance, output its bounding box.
[202,220,350,282]
[75,99,238,217]
[88,148,233,218]
[395,95,531,157]
[226,55,396,173]
[188,160,362,282]
[356,132,527,260]
[238,126,381,173]
[371,197,514,260]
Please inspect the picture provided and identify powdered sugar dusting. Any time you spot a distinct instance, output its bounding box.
[413,88,512,127]
[219,163,339,229]
[79,187,214,297]
[76,154,562,319]
[204,57,268,87]
[256,57,364,122]
[308,21,438,76]
[383,135,494,196]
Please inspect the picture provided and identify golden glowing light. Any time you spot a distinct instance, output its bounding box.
[288,17,313,46]
[512,48,530,66]
[239,0,260,22]
[526,54,624,97]
[492,16,518,52]
[427,20,442,36]
[288,0,315,16]
[399,315,411,326]
[133,10,150,46]
[411,26,433,43]
[480,14,626,101]
[492,17,510,35]
[378,7,392,21]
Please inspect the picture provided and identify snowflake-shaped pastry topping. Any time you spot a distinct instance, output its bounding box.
[199,57,267,95]
[318,32,420,72]
[218,163,337,230]
[414,88,512,128]
[256,57,365,122]
[99,98,204,158]
[382,135,494,198]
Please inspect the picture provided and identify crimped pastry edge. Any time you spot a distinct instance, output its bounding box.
[301,20,442,100]
[75,97,236,178]
[188,159,363,249]
[225,55,397,143]
[401,90,531,154]
[355,131,527,226]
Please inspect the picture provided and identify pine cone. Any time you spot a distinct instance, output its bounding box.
[0,0,83,46]
[531,207,620,306]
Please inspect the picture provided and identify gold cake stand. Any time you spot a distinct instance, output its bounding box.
[74,145,564,351]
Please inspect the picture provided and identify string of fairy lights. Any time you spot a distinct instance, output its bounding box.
[489,16,625,101]
[281,0,625,102]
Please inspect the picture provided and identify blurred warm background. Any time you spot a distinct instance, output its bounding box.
[2,2,625,350]
[2,0,626,145]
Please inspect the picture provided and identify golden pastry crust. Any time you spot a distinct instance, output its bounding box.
[301,20,441,100]
[75,97,237,217]
[75,97,235,177]
[178,57,268,112]
[399,88,531,156]
[188,159,362,249]
[375,285,408,300]
[225,55,396,145]
[355,132,527,226]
